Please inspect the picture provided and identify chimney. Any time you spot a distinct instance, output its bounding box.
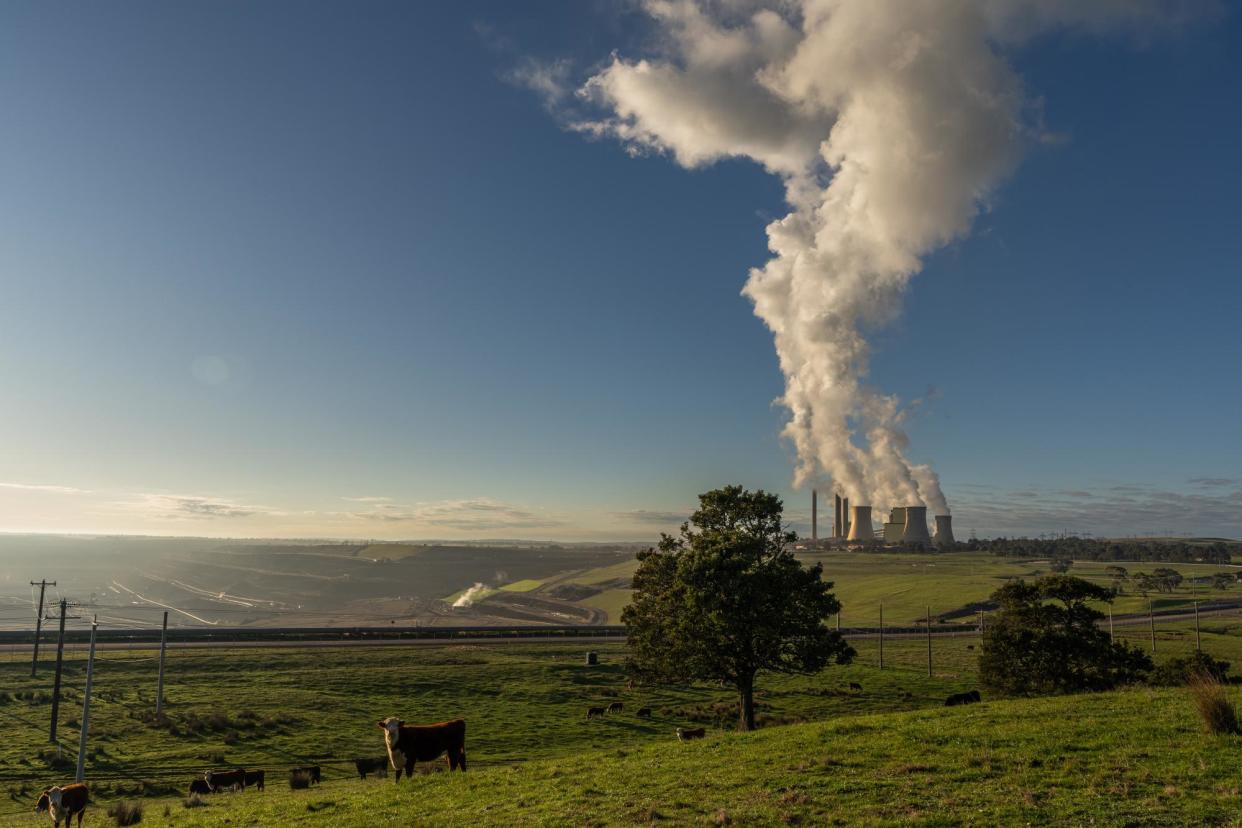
[811,490,818,541]
[846,505,873,541]
[842,497,850,537]
[900,505,932,546]
[834,494,843,539]
[934,515,955,547]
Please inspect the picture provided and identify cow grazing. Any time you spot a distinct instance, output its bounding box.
[607,701,624,714]
[944,690,982,707]
[188,778,211,796]
[676,727,706,741]
[354,756,389,779]
[204,768,247,792]
[378,717,467,781]
[243,769,265,791]
[586,706,606,719]
[289,766,321,785]
[636,707,652,718]
[35,783,88,828]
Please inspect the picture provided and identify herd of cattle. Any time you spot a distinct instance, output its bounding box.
[32,685,984,824]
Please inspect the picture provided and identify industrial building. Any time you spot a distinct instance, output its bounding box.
[807,490,952,549]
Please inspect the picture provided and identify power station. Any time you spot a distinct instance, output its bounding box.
[807,489,952,549]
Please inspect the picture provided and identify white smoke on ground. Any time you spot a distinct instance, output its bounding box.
[452,583,488,609]
[571,0,1209,515]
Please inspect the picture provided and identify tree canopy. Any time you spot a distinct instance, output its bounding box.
[979,575,1151,695]
[622,485,853,730]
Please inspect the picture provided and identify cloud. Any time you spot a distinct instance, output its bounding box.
[340,496,392,503]
[349,498,565,531]
[952,482,1242,538]
[0,482,88,494]
[507,57,574,111]
[131,494,273,521]
[1189,478,1239,488]
[610,509,687,525]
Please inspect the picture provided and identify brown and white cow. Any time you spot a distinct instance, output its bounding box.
[204,768,247,792]
[676,727,706,741]
[35,783,88,827]
[377,717,466,781]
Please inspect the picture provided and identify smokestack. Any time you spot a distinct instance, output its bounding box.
[846,505,873,541]
[900,506,931,546]
[811,490,818,541]
[842,497,850,537]
[934,515,955,548]
[834,494,843,539]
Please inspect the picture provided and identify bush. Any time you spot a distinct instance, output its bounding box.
[182,794,207,809]
[107,800,144,826]
[1150,651,1230,686]
[1188,671,1239,735]
[980,576,1152,695]
[289,770,312,790]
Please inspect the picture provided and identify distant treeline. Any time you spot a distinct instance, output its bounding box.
[960,537,1234,565]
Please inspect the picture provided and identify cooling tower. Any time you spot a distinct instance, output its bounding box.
[934,515,955,547]
[846,505,873,541]
[900,506,932,545]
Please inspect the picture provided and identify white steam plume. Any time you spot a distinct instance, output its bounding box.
[572,0,1209,514]
[452,583,488,609]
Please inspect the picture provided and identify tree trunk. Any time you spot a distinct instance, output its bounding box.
[737,673,756,731]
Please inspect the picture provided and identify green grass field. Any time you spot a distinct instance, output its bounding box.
[4,607,1242,825]
[563,550,1242,624]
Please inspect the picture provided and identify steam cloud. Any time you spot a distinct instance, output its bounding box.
[571,0,1204,515]
[452,583,488,609]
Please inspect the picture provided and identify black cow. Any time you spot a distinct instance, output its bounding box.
[944,690,982,707]
[188,778,211,796]
[607,701,624,714]
[586,706,606,719]
[636,707,652,718]
[204,769,247,792]
[354,756,389,779]
[243,769,265,791]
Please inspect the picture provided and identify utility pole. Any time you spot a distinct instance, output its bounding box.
[1194,600,1201,652]
[878,602,884,670]
[75,616,97,783]
[49,599,73,743]
[155,611,168,718]
[926,606,932,677]
[835,610,840,633]
[978,609,985,638]
[1148,600,1156,655]
[1108,606,1114,643]
[29,580,55,677]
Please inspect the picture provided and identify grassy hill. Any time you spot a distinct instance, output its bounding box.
[3,686,1239,826]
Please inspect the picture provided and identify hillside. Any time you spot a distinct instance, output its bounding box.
[3,687,1238,826]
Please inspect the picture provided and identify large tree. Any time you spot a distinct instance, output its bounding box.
[622,485,853,730]
[979,575,1151,695]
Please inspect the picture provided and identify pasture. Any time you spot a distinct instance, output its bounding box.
[5,611,1242,824]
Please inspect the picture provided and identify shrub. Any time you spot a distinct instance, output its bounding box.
[1150,651,1230,686]
[980,575,1151,695]
[107,800,144,826]
[183,794,207,809]
[289,770,312,790]
[1189,671,1239,735]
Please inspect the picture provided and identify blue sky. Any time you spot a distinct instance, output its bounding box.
[0,2,1239,540]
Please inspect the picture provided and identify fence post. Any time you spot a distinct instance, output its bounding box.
[926,606,932,677]
[75,616,97,783]
[155,611,168,719]
[978,609,984,638]
[878,602,884,670]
